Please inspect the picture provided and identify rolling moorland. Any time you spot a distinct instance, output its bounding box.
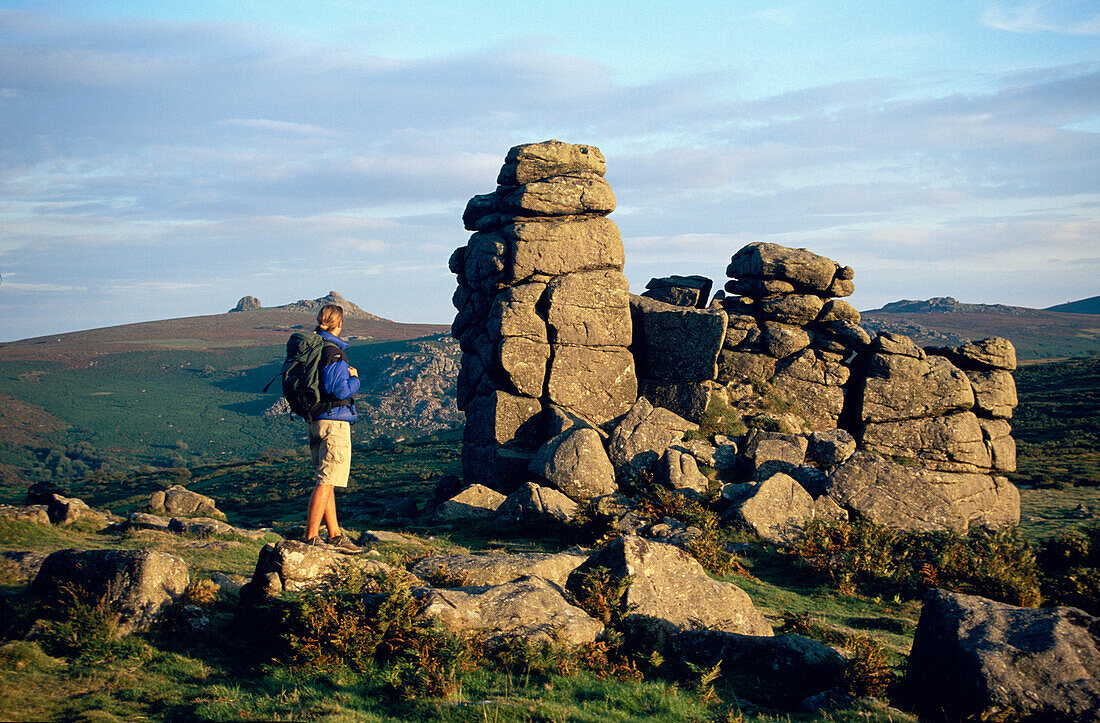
[0,294,1098,721]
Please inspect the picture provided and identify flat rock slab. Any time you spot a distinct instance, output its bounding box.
[906,589,1100,721]
[566,535,772,636]
[30,548,189,635]
[167,517,268,540]
[417,576,603,645]
[0,505,50,525]
[411,550,589,588]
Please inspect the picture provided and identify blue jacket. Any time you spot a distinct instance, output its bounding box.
[314,329,360,423]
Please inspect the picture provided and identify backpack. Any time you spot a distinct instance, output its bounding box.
[264,332,347,421]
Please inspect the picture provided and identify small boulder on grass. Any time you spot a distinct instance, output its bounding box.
[674,630,846,709]
[417,575,603,645]
[565,535,772,636]
[433,484,506,521]
[149,484,224,519]
[29,548,190,635]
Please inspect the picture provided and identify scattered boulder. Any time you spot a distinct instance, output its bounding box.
[149,485,222,518]
[45,494,115,529]
[729,472,814,544]
[495,482,578,526]
[167,517,267,540]
[529,427,617,501]
[128,511,171,530]
[0,504,50,525]
[658,448,710,495]
[411,550,588,588]
[744,429,808,480]
[807,429,857,468]
[30,548,189,635]
[905,588,1100,721]
[417,575,603,644]
[607,397,698,477]
[675,630,847,709]
[244,540,402,596]
[434,484,507,521]
[566,535,772,636]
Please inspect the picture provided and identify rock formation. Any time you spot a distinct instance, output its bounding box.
[451,140,637,492]
[450,140,1022,536]
[229,295,261,312]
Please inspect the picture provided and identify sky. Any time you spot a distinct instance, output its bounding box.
[1,0,1098,341]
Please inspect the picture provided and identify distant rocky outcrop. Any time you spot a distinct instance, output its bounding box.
[229,295,261,312]
[447,140,1021,537]
[276,291,387,321]
[355,336,462,432]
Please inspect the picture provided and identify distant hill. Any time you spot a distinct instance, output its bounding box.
[0,292,449,367]
[861,296,1100,360]
[1045,295,1100,315]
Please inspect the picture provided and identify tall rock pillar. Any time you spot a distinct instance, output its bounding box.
[450,140,638,492]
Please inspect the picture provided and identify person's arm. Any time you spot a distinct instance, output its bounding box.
[321,359,361,401]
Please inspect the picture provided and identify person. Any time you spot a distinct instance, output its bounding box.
[303,304,362,553]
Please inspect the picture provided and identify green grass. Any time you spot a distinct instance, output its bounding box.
[1010,356,1100,490]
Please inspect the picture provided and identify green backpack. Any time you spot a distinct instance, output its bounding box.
[265,332,336,421]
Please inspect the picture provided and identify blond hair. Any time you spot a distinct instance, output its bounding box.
[316,304,344,332]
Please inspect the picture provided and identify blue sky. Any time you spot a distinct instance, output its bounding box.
[1,1,1098,340]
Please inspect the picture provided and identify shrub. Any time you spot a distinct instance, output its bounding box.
[31,585,148,664]
[278,570,473,699]
[1037,523,1100,614]
[790,519,1042,605]
[569,565,633,628]
[685,396,747,441]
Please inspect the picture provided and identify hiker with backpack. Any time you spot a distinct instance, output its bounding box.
[300,304,362,553]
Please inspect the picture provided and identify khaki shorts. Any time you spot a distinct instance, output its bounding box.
[308,419,351,488]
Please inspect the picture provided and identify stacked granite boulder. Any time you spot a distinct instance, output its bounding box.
[448,140,1021,537]
[717,242,867,430]
[450,140,637,492]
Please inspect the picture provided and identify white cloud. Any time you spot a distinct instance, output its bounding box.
[982,2,1100,35]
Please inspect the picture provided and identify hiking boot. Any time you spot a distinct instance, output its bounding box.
[327,534,363,554]
[305,536,331,548]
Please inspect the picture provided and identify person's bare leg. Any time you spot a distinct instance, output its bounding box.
[323,490,341,539]
[305,483,333,540]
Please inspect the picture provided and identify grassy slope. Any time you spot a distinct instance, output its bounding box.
[0,337,447,494]
[0,354,1095,720]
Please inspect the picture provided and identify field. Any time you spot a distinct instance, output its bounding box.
[0,335,455,493]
